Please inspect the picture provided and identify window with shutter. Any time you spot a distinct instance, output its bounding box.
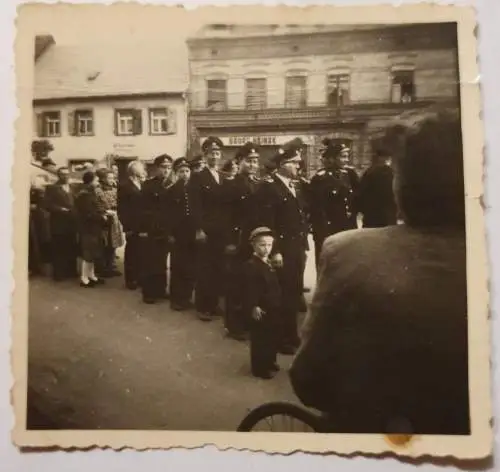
[45,111,61,137]
[207,79,227,109]
[149,108,169,135]
[285,76,307,108]
[115,109,134,135]
[74,109,94,136]
[327,74,350,107]
[245,78,267,110]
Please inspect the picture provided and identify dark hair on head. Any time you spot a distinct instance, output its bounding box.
[222,159,237,172]
[394,113,465,229]
[96,168,112,181]
[82,171,96,185]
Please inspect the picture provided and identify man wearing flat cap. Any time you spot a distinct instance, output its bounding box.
[190,136,227,321]
[139,154,173,304]
[222,141,262,340]
[252,138,309,355]
[309,139,359,268]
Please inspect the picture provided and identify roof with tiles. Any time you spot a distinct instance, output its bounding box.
[34,40,189,100]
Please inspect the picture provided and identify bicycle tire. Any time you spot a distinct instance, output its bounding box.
[237,402,323,432]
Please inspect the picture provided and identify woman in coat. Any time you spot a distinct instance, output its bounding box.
[75,171,108,288]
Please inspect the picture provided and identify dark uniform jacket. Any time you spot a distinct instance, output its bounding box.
[253,175,308,254]
[44,183,76,235]
[309,167,357,239]
[222,173,260,248]
[191,168,226,235]
[358,164,397,227]
[141,176,170,238]
[117,178,144,234]
[165,179,202,241]
[242,255,282,315]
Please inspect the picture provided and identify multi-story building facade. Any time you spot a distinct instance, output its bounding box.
[33,38,189,178]
[187,23,460,175]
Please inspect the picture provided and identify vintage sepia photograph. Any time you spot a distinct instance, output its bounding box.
[12,3,491,458]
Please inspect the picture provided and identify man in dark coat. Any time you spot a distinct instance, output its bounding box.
[222,142,261,340]
[253,139,309,355]
[191,136,227,321]
[289,114,470,435]
[117,160,147,290]
[309,140,359,268]
[165,158,204,311]
[140,154,173,304]
[358,149,398,228]
[44,166,78,281]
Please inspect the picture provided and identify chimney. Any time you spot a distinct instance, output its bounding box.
[34,35,55,61]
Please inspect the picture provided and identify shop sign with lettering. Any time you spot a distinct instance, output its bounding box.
[201,135,314,147]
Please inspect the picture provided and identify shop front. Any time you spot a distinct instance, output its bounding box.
[198,127,368,178]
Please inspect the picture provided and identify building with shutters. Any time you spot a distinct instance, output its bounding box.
[33,38,189,178]
[187,23,460,176]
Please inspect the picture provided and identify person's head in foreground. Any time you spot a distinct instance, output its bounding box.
[173,157,191,183]
[394,113,465,229]
[249,227,274,260]
[321,139,350,171]
[56,166,70,185]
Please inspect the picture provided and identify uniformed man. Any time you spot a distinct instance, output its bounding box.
[165,158,203,311]
[190,154,206,173]
[309,139,359,268]
[191,136,226,321]
[140,154,173,304]
[223,141,261,340]
[253,139,309,355]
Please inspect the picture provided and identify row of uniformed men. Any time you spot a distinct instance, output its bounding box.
[117,135,360,355]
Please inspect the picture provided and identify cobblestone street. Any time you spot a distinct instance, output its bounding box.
[27,247,316,431]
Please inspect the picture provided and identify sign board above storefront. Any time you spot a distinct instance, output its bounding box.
[200,135,315,147]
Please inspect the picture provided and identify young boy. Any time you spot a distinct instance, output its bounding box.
[165,158,203,311]
[243,227,282,379]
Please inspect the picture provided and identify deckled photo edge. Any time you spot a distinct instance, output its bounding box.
[10,2,492,460]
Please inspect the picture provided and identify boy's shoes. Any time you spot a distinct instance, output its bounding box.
[79,281,94,288]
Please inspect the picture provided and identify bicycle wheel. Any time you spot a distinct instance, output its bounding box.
[237,402,323,432]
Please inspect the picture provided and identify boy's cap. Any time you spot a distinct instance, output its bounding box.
[249,226,274,242]
[173,157,190,172]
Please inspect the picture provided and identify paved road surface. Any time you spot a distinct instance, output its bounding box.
[27,247,317,431]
